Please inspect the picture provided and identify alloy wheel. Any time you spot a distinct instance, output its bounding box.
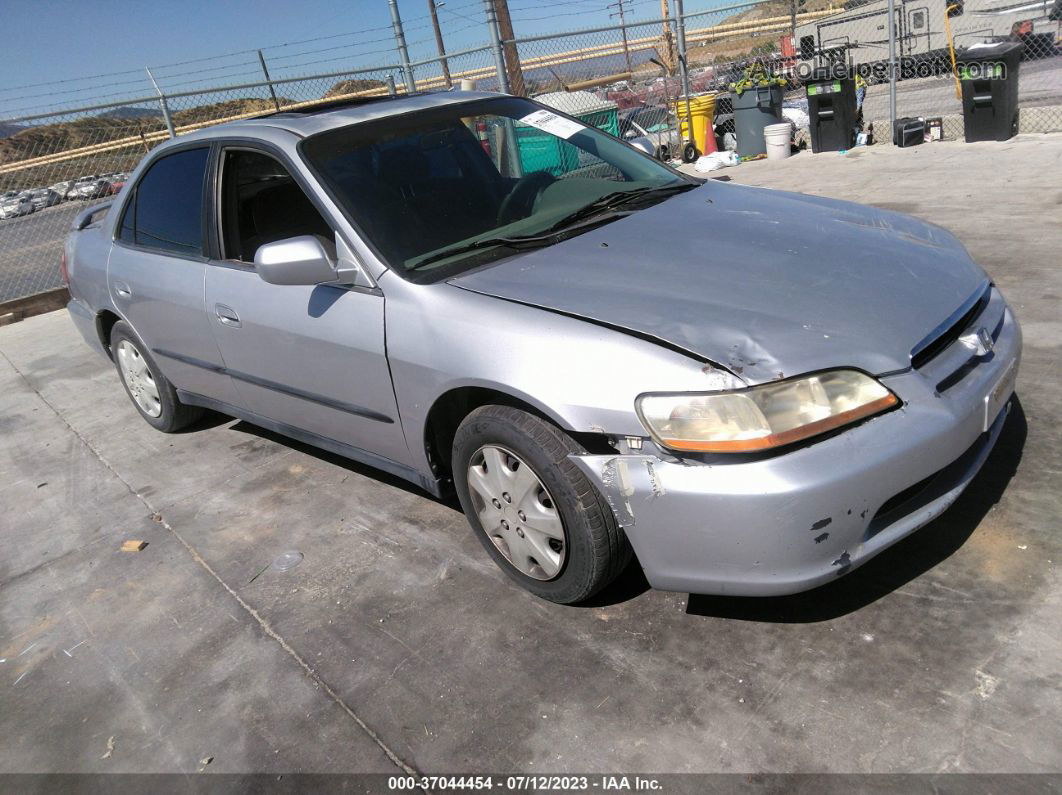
[116,340,162,418]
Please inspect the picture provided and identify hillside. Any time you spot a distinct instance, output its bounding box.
[0,75,391,170]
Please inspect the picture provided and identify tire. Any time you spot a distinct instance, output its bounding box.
[452,405,632,604]
[109,320,202,433]
[681,141,698,163]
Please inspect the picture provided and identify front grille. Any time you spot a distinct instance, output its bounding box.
[911,281,992,369]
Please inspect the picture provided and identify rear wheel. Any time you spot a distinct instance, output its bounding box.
[110,321,202,433]
[452,405,632,604]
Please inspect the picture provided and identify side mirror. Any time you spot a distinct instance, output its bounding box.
[254,236,338,286]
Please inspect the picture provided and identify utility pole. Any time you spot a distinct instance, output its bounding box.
[428,0,452,89]
[388,0,417,93]
[659,0,677,74]
[608,0,634,74]
[493,0,526,96]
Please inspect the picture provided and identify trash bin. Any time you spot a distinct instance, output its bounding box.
[520,91,620,174]
[674,93,717,158]
[731,84,784,157]
[955,41,1024,142]
[804,69,857,153]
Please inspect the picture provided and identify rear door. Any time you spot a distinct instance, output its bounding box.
[202,144,409,468]
[108,145,242,405]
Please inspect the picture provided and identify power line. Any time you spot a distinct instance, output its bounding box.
[0,1,500,115]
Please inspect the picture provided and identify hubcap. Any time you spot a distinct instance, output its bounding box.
[466,445,566,581]
[116,340,162,418]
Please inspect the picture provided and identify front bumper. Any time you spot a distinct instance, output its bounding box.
[572,300,1022,596]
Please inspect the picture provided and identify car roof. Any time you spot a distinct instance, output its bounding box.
[170,90,507,146]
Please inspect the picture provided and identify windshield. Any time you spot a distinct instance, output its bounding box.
[300,96,688,278]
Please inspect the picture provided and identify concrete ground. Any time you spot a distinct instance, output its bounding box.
[2,134,1061,776]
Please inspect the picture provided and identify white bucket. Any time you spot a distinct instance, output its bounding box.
[764,123,792,161]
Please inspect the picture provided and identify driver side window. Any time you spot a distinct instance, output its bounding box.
[219,149,333,264]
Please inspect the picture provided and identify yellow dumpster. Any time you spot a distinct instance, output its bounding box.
[674,93,717,156]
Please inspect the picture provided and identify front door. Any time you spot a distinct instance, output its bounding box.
[203,146,410,469]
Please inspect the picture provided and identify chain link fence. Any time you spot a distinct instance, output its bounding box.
[2,0,1060,307]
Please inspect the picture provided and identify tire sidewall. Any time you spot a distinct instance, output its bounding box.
[110,321,182,432]
[452,409,600,603]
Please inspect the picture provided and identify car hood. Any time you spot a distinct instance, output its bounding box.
[451,181,988,384]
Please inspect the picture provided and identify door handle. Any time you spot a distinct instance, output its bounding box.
[214,303,241,327]
[113,280,132,298]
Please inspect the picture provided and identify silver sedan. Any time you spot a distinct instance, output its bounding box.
[64,91,1020,603]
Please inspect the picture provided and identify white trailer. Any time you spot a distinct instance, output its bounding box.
[795,0,1060,75]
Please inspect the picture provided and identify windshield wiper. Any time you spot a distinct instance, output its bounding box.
[539,182,697,235]
[409,182,697,271]
[408,234,555,270]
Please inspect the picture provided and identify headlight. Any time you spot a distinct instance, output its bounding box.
[636,369,898,453]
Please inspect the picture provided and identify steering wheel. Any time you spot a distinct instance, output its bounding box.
[496,171,557,226]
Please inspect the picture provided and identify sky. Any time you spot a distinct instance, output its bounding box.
[0,0,725,118]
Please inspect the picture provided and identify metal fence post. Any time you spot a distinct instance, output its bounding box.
[145,67,176,139]
[493,0,526,96]
[386,75,398,97]
[388,0,417,93]
[887,0,897,143]
[257,50,281,111]
[483,0,511,94]
[673,0,696,154]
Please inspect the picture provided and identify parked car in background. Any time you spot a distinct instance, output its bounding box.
[50,180,75,199]
[64,91,1021,605]
[72,178,114,200]
[0,192,35,219]
[67,178,94,200]
[619,105,681,160]
[28,188,62,210]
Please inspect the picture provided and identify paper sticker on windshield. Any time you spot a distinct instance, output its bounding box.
[518,109,586,139]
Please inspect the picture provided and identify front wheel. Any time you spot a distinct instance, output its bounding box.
[452,405,632,604]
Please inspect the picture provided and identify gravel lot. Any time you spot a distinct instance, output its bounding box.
[1,134,1060,779]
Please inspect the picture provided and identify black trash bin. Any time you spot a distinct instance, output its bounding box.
[731,84,784,157]
[805,69,857,153]
[955,41,1024,142]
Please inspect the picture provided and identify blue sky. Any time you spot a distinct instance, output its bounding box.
[1,0,726,117]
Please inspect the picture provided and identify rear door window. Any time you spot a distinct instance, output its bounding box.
[119,147,209,256]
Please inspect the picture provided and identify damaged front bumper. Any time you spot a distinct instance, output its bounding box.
[571,305,1021,597]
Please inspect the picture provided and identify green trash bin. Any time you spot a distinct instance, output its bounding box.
[731,84,784,158]
[519,91,620,175]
